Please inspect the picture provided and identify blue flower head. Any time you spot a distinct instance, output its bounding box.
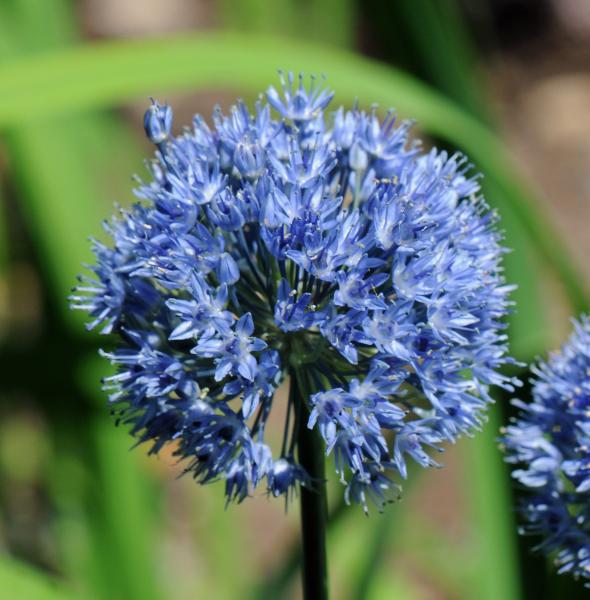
[503,316,590,584]
[72,73,517,513]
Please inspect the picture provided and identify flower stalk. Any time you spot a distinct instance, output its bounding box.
[294,371,329,600]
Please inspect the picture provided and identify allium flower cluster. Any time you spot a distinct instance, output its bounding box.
[503,316,590,583]
[72,73,516,512]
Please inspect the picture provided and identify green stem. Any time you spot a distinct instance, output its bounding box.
[293,372,329,600]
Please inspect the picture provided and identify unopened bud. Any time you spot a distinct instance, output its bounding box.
[144,100,172,144]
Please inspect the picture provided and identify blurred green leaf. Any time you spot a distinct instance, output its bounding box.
[0,0,75,52]
[88,419,162,600]
[347,499,403,600]
[468,411,521,600]
[254,496,351,599]
[0,190,8,276]
[321,468,423,599]
[6,115,142,329]
[0,555,81,600]
[219,0,355,47]
[0,0,141,326]
[378,0,488,120]
[304,0,356,48]
[218,0,302,39]
[370,573,419,600]
[0,5,164,600]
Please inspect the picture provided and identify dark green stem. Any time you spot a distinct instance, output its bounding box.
[293,372,329,600]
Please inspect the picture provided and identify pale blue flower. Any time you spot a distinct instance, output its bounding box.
[504,316,590,584]
[72,74,516,511]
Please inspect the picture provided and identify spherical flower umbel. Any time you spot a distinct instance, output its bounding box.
[503,316,590,583]
[71,73,517,512]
